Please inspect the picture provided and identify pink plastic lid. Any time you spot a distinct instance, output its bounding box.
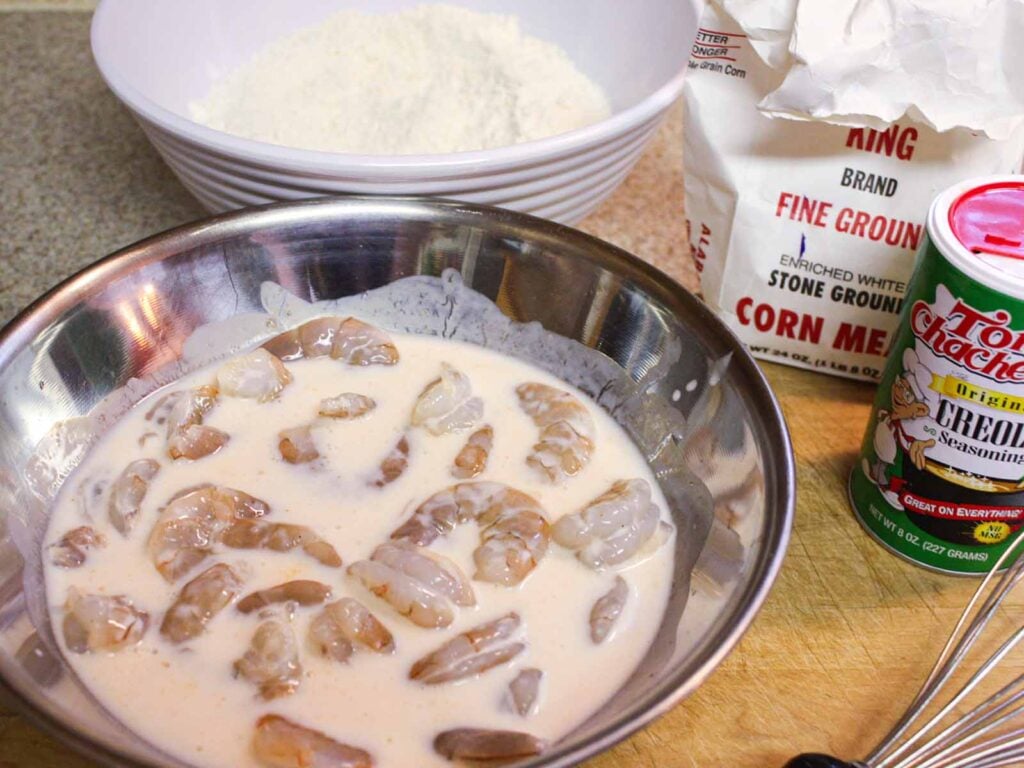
[949,181,1024,261]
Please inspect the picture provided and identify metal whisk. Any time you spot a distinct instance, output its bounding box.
[786,533,1024,768]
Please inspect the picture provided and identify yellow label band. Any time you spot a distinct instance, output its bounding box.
[973,521,1011,544]
[930,374,1024,414]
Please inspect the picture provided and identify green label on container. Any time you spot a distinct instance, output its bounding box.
[850,234,1024,574]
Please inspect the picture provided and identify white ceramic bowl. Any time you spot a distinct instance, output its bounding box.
[91,0,698,223]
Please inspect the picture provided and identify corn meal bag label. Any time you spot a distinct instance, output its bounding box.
[683,1,1024,381]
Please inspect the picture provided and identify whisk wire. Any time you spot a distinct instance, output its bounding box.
[870,568,1008,766]
[925,728,1024,768]
[964,746,1024,768]
[916,721,1024,768]
[889,631,1024,768]
[904,673,1024,768]
[901,699,1017,767]
[867,534,1024,768]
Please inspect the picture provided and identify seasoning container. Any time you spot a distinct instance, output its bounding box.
[849,176,1024,574]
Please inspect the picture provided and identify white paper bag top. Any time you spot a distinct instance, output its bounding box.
[719,0,1024,140]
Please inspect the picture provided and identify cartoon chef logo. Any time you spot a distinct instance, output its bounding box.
[862,348,936,510]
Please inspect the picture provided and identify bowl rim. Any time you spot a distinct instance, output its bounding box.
[89,0,691,177]
[0,196,795,768]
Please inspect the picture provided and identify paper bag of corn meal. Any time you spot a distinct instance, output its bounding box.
[683,0,1024,381]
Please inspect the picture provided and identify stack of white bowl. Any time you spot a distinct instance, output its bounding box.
[92,0,697,224]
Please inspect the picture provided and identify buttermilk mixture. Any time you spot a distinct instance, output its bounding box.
[42,317,675,767]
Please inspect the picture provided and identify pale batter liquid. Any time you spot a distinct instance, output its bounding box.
[43,330,675,767]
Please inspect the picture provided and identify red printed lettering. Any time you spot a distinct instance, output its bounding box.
[736,298,824,343]
[845,124,917,161]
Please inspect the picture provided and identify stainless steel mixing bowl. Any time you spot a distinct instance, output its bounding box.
[0,197,793,767]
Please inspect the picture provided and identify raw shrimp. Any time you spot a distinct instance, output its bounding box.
[147,485,270,581]
[217,349,293,402]
[473,503,551,586]
[433,728,546,761]
[308,598,394,662]
[633,520,675,564]
[261,316,399,367]
[347,560,454,630]
[278,425,319,464]
[252,714,373,768]
[144,391,179,426]
[75,476,109,520]
[371,543,475,607]
[261,317,338,360]
[391,482,550,586]
[234,618,302,700]
[369,434,409,488]
[451,425,492,479]
[161,563,243,644]
[552,479,665,569]
[62,588,148,653]
[589,576,628,644]
[237,580,332,615]
[108,459,160,536]
[506,668,543,716]
[221,520,342,568]
[409,613,524,685]
[165,385,230,461]
[169,426,228,461]
[515,382,595,482]
[332,317,400,366]
[411,363,483,435]
[319,393,376,419]
[49,526,105,568]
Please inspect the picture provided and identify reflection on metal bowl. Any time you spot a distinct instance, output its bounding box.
[0,197,793,767]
